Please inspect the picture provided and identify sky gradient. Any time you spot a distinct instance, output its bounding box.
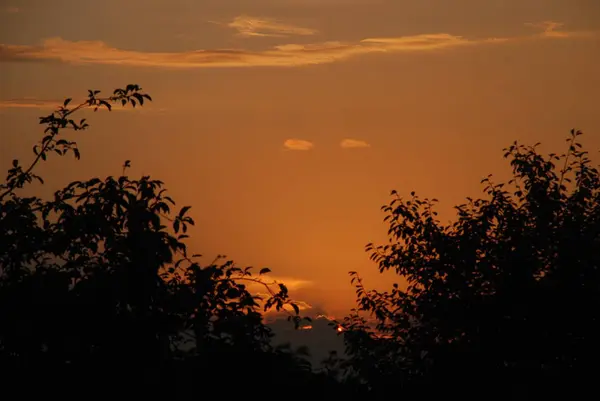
[1,0,599,317]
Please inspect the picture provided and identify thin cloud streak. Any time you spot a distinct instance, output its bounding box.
[263,302,313,317]
[0,22,589,69]
[0,98,63,110]
[525,20,586,38]
[284,139,314,151]
[248,275,314,315]
[340,138,370,149]
[226,15,318,38]
[241,274,312,292]
[0,98,164,113]
[261,275,312,291]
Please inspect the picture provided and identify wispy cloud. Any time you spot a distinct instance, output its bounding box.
[258,275,312,291]
[340,138,370,149]
[4,6,19,14]
[277,301,313,312]
[0,98,162,113]
[525,21,577,38]
[284,139,314,151]
[0,98,62,110]
[239,274,312,292]
[0,22,590,69]
[263,301,313,317]
[226,15,318,38]
[243,274,314,315]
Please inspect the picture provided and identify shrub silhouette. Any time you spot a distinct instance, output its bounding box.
[0,86,346,398]
[340,130,600,399]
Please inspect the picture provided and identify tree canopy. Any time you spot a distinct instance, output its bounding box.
[340,129,600,399]
[0,85,348,398]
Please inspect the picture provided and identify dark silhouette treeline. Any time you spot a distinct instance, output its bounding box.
[1,85,598,400]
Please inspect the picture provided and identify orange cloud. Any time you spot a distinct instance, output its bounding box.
[524,20,585,38]
[284,139,314,151]
[226,15,318,38]
[340,138,370,149]
[240,274,312,296]
[278,301,313,312]
[242,274,314,315]
[0,98,62,110]
[255,275,313,291]
[361,33,485,49]
[262,302,314,318]
[0,98,165,113]
[0,22,589,69]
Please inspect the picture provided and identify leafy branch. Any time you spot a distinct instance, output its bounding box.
[0,84,152,201]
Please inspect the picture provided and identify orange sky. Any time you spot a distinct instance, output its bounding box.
[1,0,599,317]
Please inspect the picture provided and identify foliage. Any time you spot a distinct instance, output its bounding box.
[340,130,600,399]
[0,85,346,397]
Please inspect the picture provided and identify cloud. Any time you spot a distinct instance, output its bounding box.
[0,98,62,110]
[241,274,312,292]
[226,15,318,38]
[284,139,314,151]
[0,98,162,113]
[4,6,19,14]
[242,274,314,315]
[259,275,313,291]
[0,22,590,69]
[340,138,370,149]
[0,35,475,68]
[277,301,313,312]
[525,21,577,38]
[361,33,492,49]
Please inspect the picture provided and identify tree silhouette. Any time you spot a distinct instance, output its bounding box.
[0,85,347,398]
[341,130,600,399]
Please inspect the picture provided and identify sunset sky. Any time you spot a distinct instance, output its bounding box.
[1,0,599,317]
